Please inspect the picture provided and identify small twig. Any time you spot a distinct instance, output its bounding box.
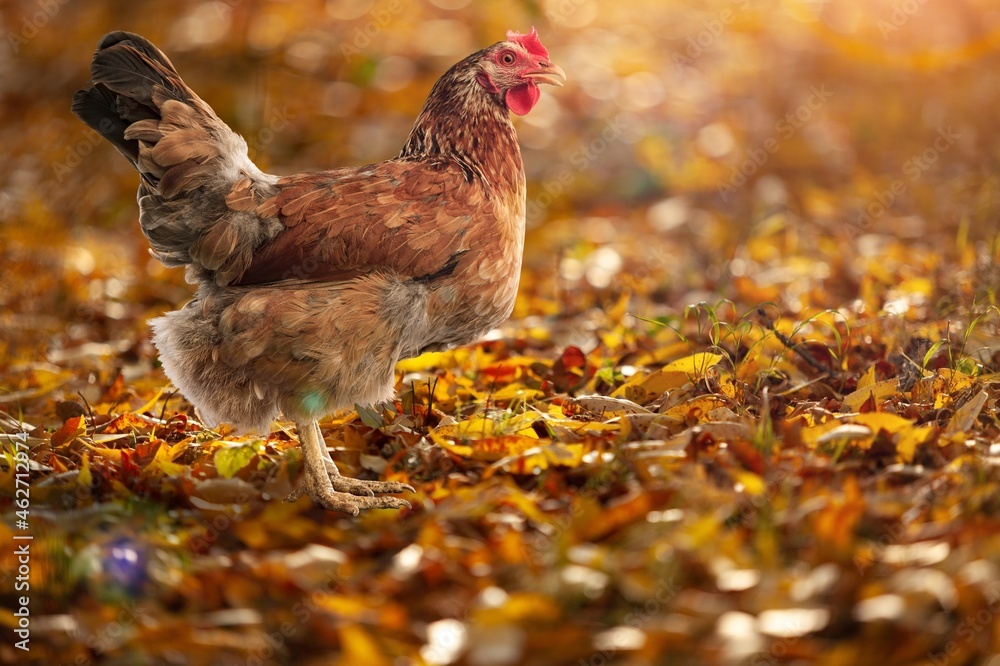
[77,390,96,430]
[427,376,438,415]
[484,364,502,413]
[756,308,843,380]
[158,390,179,424]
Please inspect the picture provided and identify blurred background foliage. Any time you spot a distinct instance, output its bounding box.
[3,0,1000,362]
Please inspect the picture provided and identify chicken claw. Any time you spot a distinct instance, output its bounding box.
[285,421,414,515]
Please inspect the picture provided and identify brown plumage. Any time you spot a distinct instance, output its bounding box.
[72,30,564,514]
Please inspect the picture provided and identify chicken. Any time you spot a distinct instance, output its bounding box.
[71,29,565,514]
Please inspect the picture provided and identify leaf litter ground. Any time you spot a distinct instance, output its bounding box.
[3,207,1000,665]
[3,1,1000,663]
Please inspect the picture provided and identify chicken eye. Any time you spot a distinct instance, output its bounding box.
[500,50,517,65]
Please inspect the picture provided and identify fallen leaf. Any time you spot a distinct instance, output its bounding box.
[214,442,259,479]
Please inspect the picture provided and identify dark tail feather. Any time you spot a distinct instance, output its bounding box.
[71,31,187,186]
[87,31,185,108]
[71,31,281,286]
[71,84,142,166]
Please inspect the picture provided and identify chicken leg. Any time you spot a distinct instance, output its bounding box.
[285,420,413,515]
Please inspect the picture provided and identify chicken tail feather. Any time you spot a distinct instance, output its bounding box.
[71,32,189,184]
[72,32,282,286]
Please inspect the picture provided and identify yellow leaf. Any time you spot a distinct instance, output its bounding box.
[634,369,691,393]
[800,421,846,449]
[733,350,763,382]
[77,452,92,487]
[608,290,631,322]
[103,412,151,434]
[472,435,539,461]
[440,415,497,437]
[214,443,258,479]
[934,393,953,410]
[637,340,698,365]
[395,348,469,372]
[718,374,741,400]
[813,475,866,553]
[543,443,585,467]
[152,441,186,477]
[663,352,724,376]
[464,438,588,472]
[110,479,133,497]
[663,396,729,423]
[82,443,123,464]
[167,438,192,461]
[896,424,936,463]
[492,479,549,522]
[546,404,569,418]
[428,431,472,457]
[134,385,168,416]
[733,470,766,496]
[845,413,929,462]
[0,366,72,402]
[576,421,625,434]
[913,369,977,401]
[848,412,916,434]
[857,364,877,390]
[841,379,899,412]
[489,384,544,402]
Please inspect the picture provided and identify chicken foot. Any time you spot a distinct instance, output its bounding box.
[285,420,413,515]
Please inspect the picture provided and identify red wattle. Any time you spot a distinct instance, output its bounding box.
[505,82,540,116]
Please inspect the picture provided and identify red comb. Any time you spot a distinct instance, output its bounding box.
[506,27,549,60]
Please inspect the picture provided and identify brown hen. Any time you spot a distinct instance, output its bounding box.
[72,29,564,514]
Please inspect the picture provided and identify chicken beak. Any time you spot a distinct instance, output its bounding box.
[523,62,566,87]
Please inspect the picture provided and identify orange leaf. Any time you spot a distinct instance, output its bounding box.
[472,435,539,461]
[728,439,765,474]
[481,363,518,384]
[50,415,86,448]
[579,490,652,541]
[103,412,151,434]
